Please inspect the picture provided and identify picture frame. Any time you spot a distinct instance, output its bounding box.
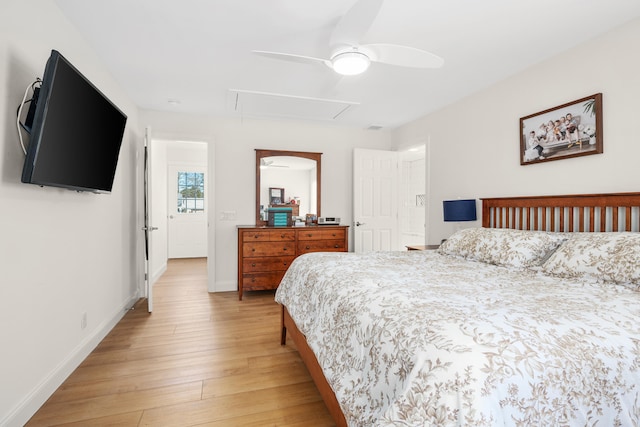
[520,93,603,165]
[269,187,284,205]
[305,213,317,225]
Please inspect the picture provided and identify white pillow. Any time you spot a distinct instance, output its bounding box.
[541,232,640,289]
[437,227,567,268]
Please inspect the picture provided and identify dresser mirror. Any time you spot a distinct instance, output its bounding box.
[255,149,322,226]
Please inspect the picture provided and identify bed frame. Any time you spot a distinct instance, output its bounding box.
[281,192,640,426]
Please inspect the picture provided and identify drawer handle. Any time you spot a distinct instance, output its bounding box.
[283,262,288,266]
[281,234,285,238]
[334,244,339,248]
[251,263,256,267]
[283,247,287,251]
[251,278,256,282]
[252,248,256,252]
[306,245,310,250]
[332,233,336,237]
[307,234,313,237]
[254,235,259,238]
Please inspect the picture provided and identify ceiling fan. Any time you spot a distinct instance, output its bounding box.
[253,0,444,76]
[260,159,289,168]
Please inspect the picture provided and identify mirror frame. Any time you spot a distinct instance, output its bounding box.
[255,149,322,226]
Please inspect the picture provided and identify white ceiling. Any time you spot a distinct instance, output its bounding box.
[55,0,640,130]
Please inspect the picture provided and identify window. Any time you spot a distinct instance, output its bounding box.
[177,171,204,213]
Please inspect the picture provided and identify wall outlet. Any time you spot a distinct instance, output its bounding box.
[81,312,87,330]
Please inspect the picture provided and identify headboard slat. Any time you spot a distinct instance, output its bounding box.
[568,207,574,232]
[626,206,632,231]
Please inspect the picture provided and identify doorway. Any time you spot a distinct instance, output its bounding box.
[148,139,208,284]
[398,145,426,249]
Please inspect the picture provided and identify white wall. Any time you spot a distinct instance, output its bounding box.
[0,1,142,425]
[393,18,640,245]
[138,111,393,292]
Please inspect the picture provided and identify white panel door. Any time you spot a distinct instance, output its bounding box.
[167,165,208,258]
[353,148,399,252]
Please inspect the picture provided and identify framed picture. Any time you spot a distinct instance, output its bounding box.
[520,93,603,165]
[305,213,317,225]
[269,187,284,205]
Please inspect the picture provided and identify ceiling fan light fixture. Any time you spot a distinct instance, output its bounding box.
[331,51,371,76]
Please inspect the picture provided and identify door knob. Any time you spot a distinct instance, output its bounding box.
[355,221,366,226]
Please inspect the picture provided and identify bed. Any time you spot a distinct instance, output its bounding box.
[275,193,640,426]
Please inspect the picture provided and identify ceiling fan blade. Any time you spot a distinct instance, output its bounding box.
[363,43,444,68]
[330,0,384,49]
[252,50,331,68]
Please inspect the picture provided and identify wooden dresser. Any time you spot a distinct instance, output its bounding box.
[237,225,348,300]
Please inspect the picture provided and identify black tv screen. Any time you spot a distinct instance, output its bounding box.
[21,50,127,193]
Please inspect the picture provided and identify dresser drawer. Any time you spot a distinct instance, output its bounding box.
[243,271,286,291]
[242,230,271,242]
[268,230,295,241]
[297,239,346,254]
[243,256,295,273]
[297,228,346,241]
[242,230,295,242]
[243,241,295,257]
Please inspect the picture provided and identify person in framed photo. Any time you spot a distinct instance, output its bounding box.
[526,130,545,160]
[565,112,580,147]
[546,120,557,143]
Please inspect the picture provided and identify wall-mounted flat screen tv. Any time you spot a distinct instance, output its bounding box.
[21,50,127,193]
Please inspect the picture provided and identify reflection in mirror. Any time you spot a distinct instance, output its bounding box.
[255,150,321,226]
[260,156,316,219]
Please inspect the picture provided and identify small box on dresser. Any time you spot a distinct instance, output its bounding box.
[237,225,348,300]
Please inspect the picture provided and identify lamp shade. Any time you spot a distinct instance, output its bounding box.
[443,199,477,222]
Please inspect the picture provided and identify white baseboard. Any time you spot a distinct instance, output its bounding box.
[2,294,139,427]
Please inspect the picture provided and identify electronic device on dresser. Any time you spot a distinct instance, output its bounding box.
[318,216,340,225]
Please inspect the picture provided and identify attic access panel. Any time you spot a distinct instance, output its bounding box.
[228,89,359,122]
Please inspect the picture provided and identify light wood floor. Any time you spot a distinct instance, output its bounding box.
[27,258,334,426]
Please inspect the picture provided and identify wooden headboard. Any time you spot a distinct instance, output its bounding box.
[481,193,640,232]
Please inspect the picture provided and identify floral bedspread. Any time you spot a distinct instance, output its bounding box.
[274,250,640,426]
